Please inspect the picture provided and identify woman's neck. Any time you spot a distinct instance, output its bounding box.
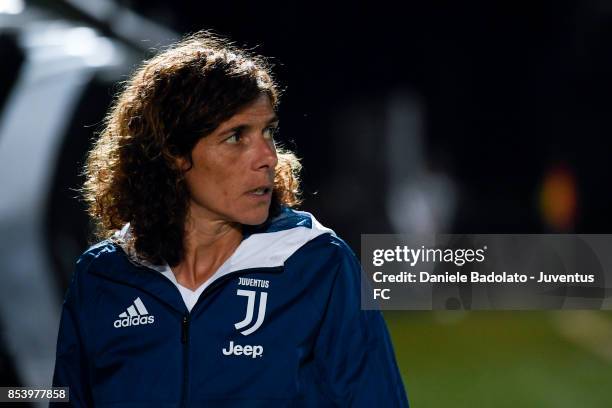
[172,211,243,291]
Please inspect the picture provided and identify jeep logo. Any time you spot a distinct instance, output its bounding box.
[222,341,263,358]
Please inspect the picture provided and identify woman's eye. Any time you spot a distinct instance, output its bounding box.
[263,126,278,140]
[224,132,241,144]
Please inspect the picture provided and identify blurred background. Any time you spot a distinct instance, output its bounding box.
[0,0,611,406]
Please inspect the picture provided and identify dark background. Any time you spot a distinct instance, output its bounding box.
[124,0,612,241]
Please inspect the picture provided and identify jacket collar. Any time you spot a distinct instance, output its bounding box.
[115,207,332,271]
[87,208,332,313]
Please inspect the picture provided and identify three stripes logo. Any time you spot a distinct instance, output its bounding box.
[234,289,267,336]
[113,297,155,328]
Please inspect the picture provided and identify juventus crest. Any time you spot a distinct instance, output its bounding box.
[234,289,268,336]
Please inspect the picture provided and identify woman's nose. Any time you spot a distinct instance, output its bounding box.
[253,135,278,171]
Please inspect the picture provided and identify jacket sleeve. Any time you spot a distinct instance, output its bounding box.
[313,242,409,407]
[51,267,94,407]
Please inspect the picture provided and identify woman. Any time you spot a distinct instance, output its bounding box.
[52,32,409,407]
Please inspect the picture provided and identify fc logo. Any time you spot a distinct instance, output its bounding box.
[234,289,268,336]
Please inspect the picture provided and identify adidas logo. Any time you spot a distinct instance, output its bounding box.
[113,297,155,328]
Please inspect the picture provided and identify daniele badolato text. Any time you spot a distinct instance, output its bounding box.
[373,271,595,284]
[369,245,595,301]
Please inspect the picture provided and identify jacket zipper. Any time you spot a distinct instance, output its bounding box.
[180,313,190,408]
[181,314,190,344]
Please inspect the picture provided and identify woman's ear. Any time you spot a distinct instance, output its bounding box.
[175,155,191,172]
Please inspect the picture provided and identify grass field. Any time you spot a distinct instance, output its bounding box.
[385,311,612,408]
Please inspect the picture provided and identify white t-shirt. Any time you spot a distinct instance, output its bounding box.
[154,260,233,312]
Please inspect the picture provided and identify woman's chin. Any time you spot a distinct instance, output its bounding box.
[237,208,270,226]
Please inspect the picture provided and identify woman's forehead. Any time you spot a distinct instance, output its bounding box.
[216,96,277,132]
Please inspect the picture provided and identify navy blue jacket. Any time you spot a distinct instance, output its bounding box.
[52,209,409,407]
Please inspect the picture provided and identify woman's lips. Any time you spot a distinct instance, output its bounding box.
[246,186,272,199]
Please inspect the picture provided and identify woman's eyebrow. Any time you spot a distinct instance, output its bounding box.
[219,124,247,136]
[218,116,279,136]
[266,116,279,126]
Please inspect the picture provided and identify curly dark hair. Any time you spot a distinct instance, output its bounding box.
[82,31,302,266]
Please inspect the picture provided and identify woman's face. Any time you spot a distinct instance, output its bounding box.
[181,94,279,226]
